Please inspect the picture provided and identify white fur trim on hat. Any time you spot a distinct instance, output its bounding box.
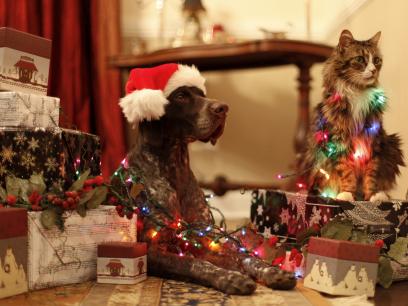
[163,64,206,97]
[119,89,168,124]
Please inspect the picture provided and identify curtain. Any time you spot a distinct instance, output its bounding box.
[0,0,126,178]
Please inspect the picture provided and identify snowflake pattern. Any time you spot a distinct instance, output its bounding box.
[273,223,280,232]
[263,226,272,238]
[27,137,40,151]
[309,206,322,226]
[21,153,36,170]
[0,146,15,163]
[45,157,59,172]
[13,132,27,146]
[280,208,290,225]
[286,192,306,222]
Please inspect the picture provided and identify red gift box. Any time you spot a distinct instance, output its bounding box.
[304,237,379,297]
[0,208,28,299]
[97,242,147,284]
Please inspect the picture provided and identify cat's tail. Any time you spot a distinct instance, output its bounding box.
[377,133,405,191]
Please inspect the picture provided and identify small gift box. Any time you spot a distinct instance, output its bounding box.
[0,91,59,127]
[0,27,51,95]
[0,208,28,299]
[97,241,147,285]
[303,237,379,297]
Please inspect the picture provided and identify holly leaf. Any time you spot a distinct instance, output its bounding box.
[40,209,58,230]
[69,169,91,191]
[350,229,371,244]
[0,186,6,201]
[6,176,30,201]
[377,256,394,288]
[130,183,144,199]
[388,237,408,262]
[79,188,96,205]
[321,218,353,241]
[76,204,87,217]
[86,186,107,209]
[28,173,47,194]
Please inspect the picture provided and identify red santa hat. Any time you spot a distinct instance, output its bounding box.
[119,63,206,124]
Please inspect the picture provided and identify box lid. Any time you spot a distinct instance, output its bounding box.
[0,208,27,239]
[308,237,379,263]
[0,27,51,58]
[98,242,147,258]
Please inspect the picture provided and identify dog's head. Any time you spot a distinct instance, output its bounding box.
[120,64,228,145]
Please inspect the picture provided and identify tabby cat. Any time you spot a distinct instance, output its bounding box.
[300,30,404,201]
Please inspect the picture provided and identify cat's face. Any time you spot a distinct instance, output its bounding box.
[334,30,382,88]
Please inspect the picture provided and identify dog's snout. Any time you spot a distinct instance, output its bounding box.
[209,102,229,116]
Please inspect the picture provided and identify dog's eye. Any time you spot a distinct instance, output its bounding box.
[354,56,365,64]
[175,92,187,102]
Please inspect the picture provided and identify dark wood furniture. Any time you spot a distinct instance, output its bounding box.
[109,39,333,194]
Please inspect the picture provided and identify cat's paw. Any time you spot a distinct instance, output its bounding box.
[336,192,354,201]
[369,191,389,202]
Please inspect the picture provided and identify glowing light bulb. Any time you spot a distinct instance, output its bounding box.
[241,228,246,236]
[150,230,158,239]
[178,252,184,257]
[277,174,283,179]
[205,226,212,232]
[209,241,220,252]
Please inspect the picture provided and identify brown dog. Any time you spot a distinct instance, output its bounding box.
[120,64,296,294]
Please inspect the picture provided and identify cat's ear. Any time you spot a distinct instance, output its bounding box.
[338,30,354,51]
[368,31,381,46]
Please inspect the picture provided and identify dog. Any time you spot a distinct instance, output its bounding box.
[119,64,296,294]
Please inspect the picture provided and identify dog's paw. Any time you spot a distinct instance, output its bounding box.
[218,270,256,295]
[369,191,389,202]
[263,268,297,290]
[336,192,354,201]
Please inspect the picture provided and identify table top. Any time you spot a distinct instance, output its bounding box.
[109,39,333,71]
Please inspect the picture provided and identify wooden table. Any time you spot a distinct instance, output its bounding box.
[109,39,333,193]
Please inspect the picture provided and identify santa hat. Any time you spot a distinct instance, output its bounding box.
[119,63,206,124]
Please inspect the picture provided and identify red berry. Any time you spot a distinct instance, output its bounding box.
[126,212,133,220]
[289,248,299,261]
[312,224,321,232]
[268,236,279,247]
[62,201,70,209]
[109,196,118,204]
[272,256,285,266]
[375,239,384,249]
[6,194,17,206]
[133,207,140,215]
[93,176,104,186]
[83,186,93,192]
[295,253,303,267]
[84,179,95,187]
[118,211,125,218]
[115,205,123,213]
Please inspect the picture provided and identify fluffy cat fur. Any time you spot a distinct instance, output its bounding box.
[299,30,404,201]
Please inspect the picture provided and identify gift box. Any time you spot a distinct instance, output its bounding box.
[0,27,51,95]
[0,208,28,299]
[303,237,379,297]
[0,91,59,127]
[97,241,147,285]
[27,206,137,290]
[250,190,342,238]
[0,127,100,190]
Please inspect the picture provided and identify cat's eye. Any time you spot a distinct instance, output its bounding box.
[373,56,381,65]
[355,56,365,64]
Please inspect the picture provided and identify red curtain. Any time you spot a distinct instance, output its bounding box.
[0,0,126,178]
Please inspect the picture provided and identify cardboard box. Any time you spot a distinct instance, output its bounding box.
[0,127,100,190]
[0,27,51,95]
[0,91,59,127]
[27,206,137,290]
[97,242,147,285]
[303,237,379,297]
[0,208,28,299]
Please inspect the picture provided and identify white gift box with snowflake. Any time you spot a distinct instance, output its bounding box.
[304,237,379,297]
[0,91,59,128]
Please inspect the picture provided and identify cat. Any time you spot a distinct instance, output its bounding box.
[299,30,404,201]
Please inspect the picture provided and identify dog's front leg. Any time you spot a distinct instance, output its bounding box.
[148,246,256,295]
[241,257,297,290]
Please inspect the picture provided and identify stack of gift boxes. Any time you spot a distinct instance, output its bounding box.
[0,28,146,300]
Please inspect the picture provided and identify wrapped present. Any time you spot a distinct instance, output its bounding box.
[27,206,137,290]
[303,237,379,297]
[0,208,28,299]
[250,190,342,238]
[0,127,100,190]
[97,242,147,284]
[0,27,51,95]
[0,91,59,128]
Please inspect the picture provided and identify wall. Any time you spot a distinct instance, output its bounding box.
[120,0,408,210]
